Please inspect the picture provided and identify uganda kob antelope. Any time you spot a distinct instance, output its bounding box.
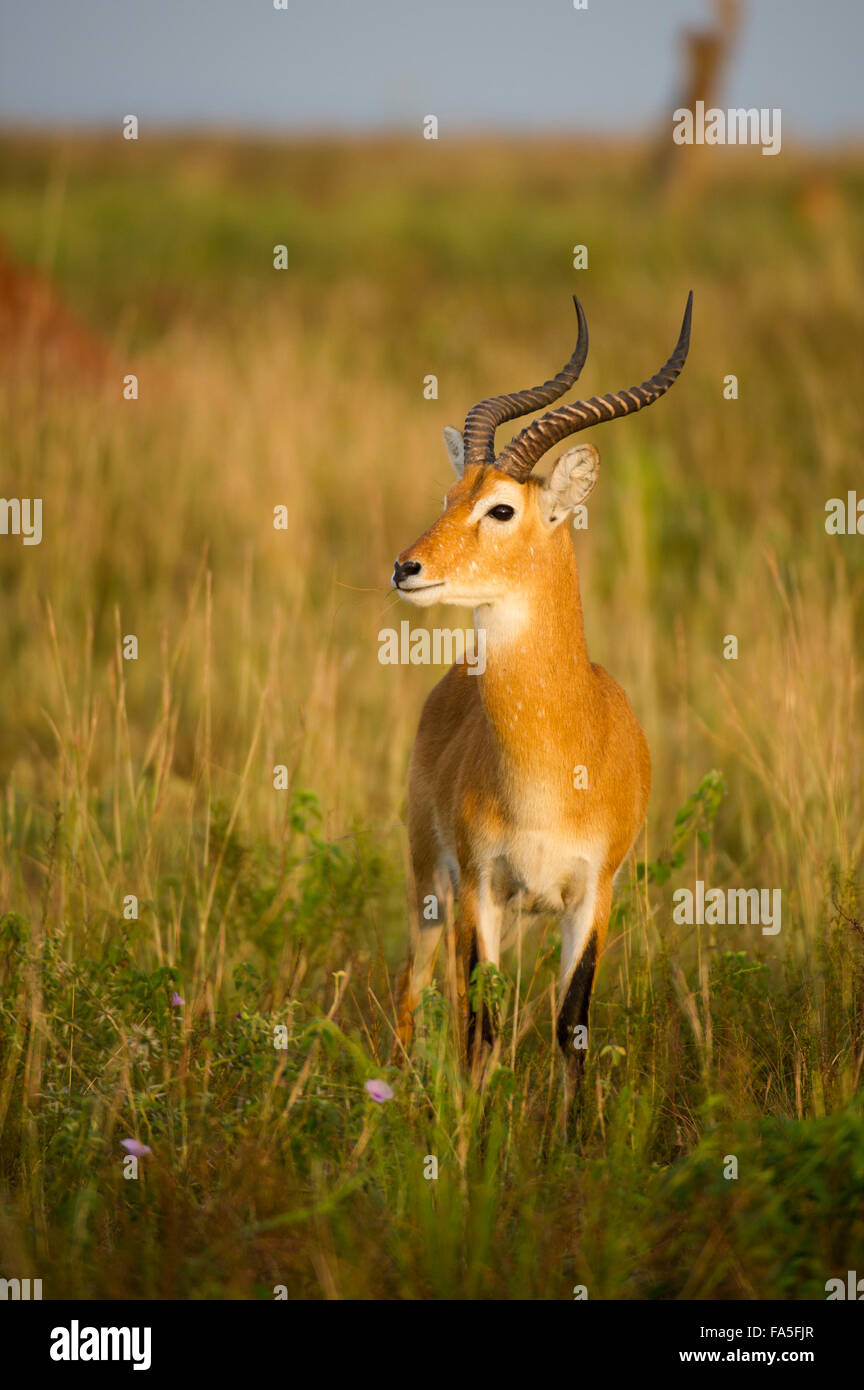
[392,293,692,1113]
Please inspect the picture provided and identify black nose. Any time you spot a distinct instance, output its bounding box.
[393,559,421,588]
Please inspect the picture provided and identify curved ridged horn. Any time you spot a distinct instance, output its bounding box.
[461,296,589,471]
[494,292,693,482]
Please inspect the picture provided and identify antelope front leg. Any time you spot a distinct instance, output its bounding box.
[457,870,502,1069]
[394,923,443,1057]
[557,873,612,1124]
[394,867,450,1058]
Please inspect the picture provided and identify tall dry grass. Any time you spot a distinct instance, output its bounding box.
[0,134,862,1297]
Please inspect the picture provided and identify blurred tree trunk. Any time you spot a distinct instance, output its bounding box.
[654,0,744,199]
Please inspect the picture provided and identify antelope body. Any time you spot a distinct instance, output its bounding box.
[392,294,692,1112]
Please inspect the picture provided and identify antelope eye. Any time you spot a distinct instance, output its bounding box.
[487,504,515,521]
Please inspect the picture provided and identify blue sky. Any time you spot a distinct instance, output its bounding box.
[0,0,861,139]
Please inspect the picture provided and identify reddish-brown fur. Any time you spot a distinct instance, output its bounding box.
[393,456,650,1109]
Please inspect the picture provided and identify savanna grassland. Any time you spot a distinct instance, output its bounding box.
[0,133,863,1299]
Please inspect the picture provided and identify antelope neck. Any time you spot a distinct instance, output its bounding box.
[474,539,596,770]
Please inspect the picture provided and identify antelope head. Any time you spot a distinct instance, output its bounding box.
[392,294,692,611]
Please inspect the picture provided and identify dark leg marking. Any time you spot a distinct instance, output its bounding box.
[556,931,598,1063]
[467,933,498,1053]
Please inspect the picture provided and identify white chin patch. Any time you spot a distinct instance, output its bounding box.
[398,584,443,608]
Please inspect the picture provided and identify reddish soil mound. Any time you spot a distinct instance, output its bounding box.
[0,238,113,384]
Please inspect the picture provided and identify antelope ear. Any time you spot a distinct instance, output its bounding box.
[443,426,465,478]
[538,444,599,527]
